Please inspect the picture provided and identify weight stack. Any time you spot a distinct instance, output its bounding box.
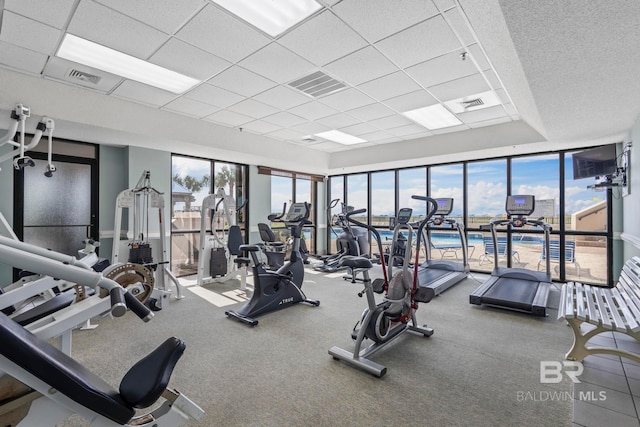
[128,243,153,264]
[209,248,227,277]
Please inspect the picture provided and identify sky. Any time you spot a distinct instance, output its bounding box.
[328,152,612,220]
[174,152,614,221]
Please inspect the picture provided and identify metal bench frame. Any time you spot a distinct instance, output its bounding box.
[558,256,640,363]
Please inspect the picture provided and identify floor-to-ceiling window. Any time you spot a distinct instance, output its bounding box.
[170,155,248,277]
[327,146,615,285]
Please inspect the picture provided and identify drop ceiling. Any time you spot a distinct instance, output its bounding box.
[0,0,639,175]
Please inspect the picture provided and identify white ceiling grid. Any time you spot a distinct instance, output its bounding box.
[0,0,519,154]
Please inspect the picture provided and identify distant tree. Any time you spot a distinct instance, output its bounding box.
[214,166,235,196]
[173,173,210,194]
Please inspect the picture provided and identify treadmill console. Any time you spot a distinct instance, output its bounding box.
[505,195,535,216]
[396,208,413,225]
[285,202,309,222]
[434,198,453,216]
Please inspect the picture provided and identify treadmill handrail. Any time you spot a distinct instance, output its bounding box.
[488,217,552,274]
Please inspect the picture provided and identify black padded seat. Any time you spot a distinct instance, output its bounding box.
[13,287,96,326]
[0,312,185,424]
[338,256,373,270]
[233,257,251,266]
[239,244,261,253]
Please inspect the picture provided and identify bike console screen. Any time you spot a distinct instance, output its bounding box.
[396,208,413,225]
[435,198,453,216]
[286,203,309,222]
[505,195,535,216]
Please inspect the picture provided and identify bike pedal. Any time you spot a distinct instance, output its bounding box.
[414,286,435,303]
[372,278,385,294]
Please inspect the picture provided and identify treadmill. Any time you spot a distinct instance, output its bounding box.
[417,198,469,296]
[469,195,552,317]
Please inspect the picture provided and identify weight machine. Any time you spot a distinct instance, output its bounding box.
[196,187,247,289]
[113,171,184,310]
[0,103,55,176]
[0,238,204,426]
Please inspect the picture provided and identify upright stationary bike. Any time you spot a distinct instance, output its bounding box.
[225,203,320,326]
[328,198,439,377]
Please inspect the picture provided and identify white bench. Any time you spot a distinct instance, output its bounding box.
[558,256,640,363]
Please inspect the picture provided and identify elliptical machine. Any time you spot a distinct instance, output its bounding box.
[225,202,320,326]
[310,199,369,273]
[328,198,439,378]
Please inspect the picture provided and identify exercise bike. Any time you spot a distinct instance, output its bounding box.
[328,198,439,378]
[225,202,320,326]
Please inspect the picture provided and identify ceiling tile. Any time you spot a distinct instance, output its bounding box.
[239,120,282,134]
[149,38,231,80]
[319,88,375,111]
[238,43,316,84]
[333,0,438,43]
[162,97,220,118]
[375,15,461,68]
[357,71,422,101]
[207,66,276,98]
[278,10,367,66]
[291,121,331,135]
[458,105,507,123]
[262,111,307,127]
[324,46,399,86]
[227,99,279,119]
[266,128,307,142]
[339,122,379,136]
[93,0,205,34]
[387,124,429,137]
[0,12,61,55]
[485,69,502,90]
[466,44,491,71]
[433,0,456,12]
[175,4,270,62]
[252,86,311,110]
[468,116,512,129]
[68,1,168,58]
[367,114,413,129]
[431,124,469,135]
[428,73,490,101]
[4,0,76,29]
[0,41,48,74]
[205,110,254,127]
[346,103,395,121]
[406,49,479,88]
[183,83,244,108]
[504,103,518,116]
[383,90,437,112]
[288,101,338,121]
[316,113,360,129]
[358,130,396,142]
[374,137,406,145]
[112,80,177,106]
[495,88,510,104]
[444,7,475,46]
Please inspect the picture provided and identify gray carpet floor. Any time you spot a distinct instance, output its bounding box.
[56,267,574,427]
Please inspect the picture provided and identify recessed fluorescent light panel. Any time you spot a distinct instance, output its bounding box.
[212,0,322,37]
[402,104,462,130]
[314,130,366,145]
[56,34,200,93]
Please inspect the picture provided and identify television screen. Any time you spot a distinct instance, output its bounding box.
[572,145,618,180]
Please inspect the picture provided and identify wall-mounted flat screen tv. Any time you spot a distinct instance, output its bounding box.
[572,145,618,180]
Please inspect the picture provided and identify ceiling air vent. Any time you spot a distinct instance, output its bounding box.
[288,71,346,98]
[68,69,102,85]
[461,98,484,109]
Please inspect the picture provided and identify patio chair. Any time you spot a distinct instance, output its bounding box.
[429,240,475,260]
[537,240,580,277]
[478,236,519,266]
